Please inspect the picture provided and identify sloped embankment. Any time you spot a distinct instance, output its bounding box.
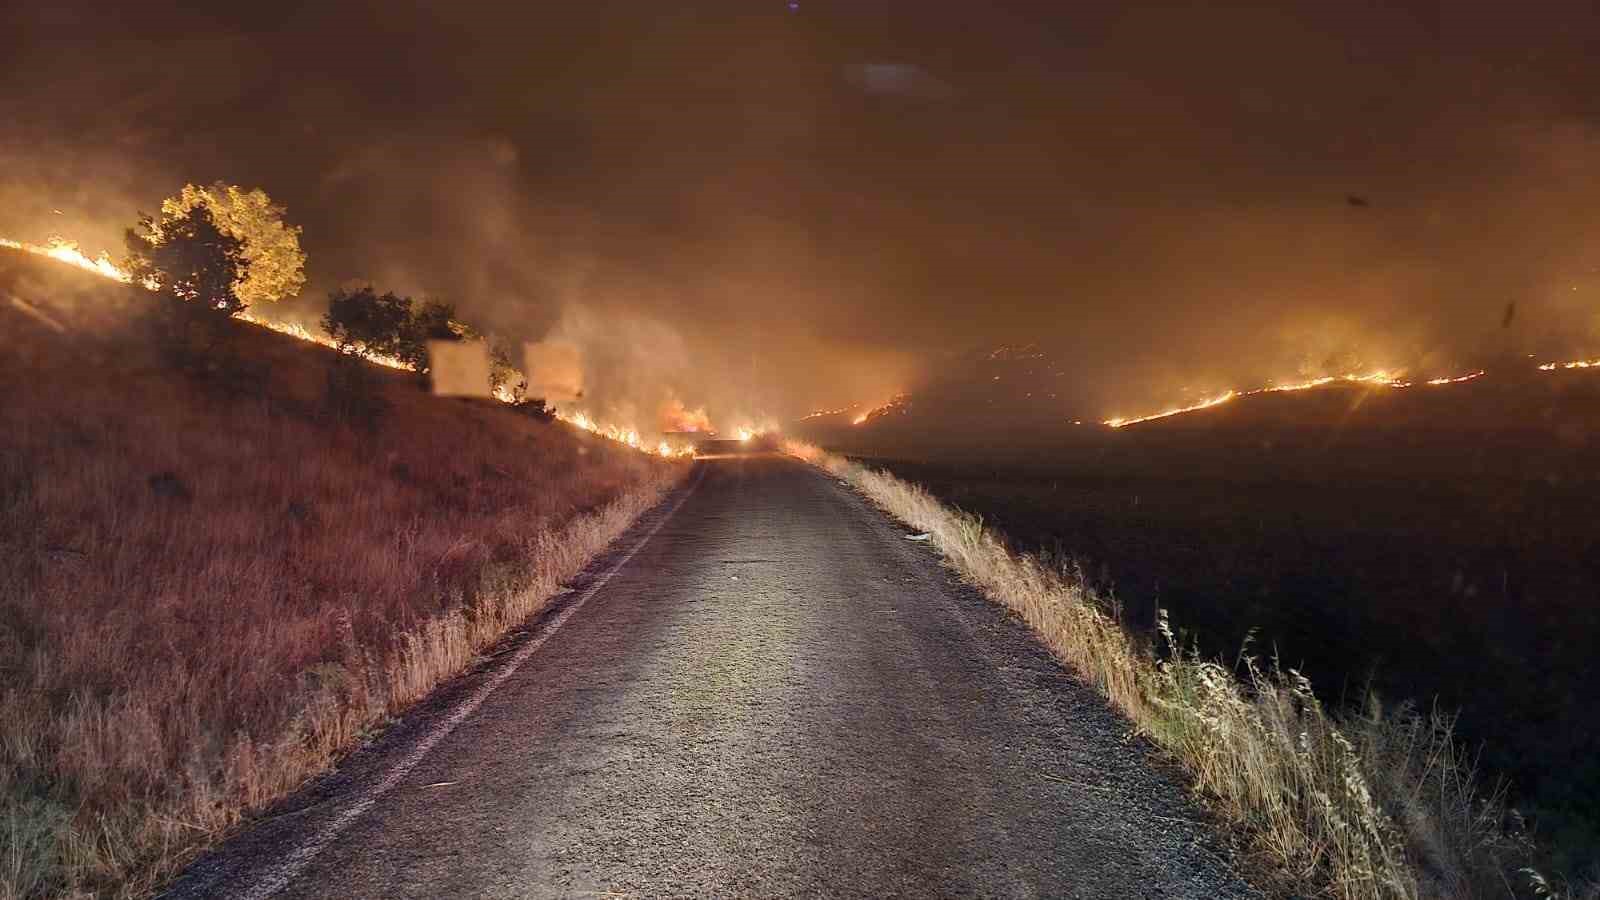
[0,248,685,898]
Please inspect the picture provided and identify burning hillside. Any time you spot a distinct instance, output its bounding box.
[16,228,1600,445]
[0,233,750,457]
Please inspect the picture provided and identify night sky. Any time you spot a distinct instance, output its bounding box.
[7,1,1600,424]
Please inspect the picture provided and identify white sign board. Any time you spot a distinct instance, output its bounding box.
[523,340,584,403]
[428,340,491,397]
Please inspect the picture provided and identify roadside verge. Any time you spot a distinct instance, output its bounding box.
[787,440,1547,900]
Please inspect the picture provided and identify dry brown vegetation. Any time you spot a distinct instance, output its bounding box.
[787,440,1590,900]
[0,251,685,898]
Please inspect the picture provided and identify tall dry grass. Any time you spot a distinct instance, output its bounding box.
[787,440,1582,900]
[0,257,685,898]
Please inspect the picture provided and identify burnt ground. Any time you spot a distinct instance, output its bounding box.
[165,454,1258,899]
[857,420,1600,874]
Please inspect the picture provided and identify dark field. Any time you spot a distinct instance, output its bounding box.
[820,382,1600,873]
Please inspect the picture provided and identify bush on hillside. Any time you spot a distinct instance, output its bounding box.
[394,299,462,373]
[322,287,413,361]
[321,289,479,377]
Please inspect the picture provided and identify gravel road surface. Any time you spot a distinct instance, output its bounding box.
[168,453,1258,899]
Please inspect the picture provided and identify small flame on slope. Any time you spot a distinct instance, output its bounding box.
[1426,370,1486,386]
[235,310,415,370]
[851,393,909,426]
[0,237,143,284]
[1104,390,1238,429]
[799,405,855,421]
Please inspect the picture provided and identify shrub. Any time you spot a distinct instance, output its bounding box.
[324,354,389,431]
[322,287,413,361]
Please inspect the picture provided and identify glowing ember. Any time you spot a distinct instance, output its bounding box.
[1539,358,1600,371]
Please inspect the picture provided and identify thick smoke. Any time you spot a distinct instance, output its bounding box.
[6,1,1600,425]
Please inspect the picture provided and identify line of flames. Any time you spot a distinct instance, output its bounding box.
[1103,368,1501,428]
[852,393,909,425]
[1102,369,1494,428]
[0,236,143,285]
[3,234,703,458]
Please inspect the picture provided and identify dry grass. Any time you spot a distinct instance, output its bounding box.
[787,440,1585,900]
[0,253,685,898]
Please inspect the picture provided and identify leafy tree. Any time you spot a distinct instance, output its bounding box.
[392,300,458,372]
[160,183,307,306]
[321,287,413,359]
[124,204,250,315]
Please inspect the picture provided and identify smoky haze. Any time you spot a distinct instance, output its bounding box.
[6,1,1600,427]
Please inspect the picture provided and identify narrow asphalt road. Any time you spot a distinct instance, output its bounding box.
[170,454,1258,899]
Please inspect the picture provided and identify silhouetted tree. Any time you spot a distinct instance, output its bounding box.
[392,300,463,372]
[124,205,250,316]
[322,287,413,360]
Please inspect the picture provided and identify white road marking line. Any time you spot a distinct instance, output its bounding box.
[224,466,705,900]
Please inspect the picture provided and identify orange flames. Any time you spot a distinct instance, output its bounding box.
[557,411,697,457]
[1105,367,1490,428]
[659,397,713,433]
[234,310,415,370]
[1104,390,1238,429]
[4,237,418,372]
[852,393,909,426]
[0,236,147,285]
[1425,370,1486,386]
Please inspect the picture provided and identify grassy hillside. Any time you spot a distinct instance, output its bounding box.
[0,248,685,898]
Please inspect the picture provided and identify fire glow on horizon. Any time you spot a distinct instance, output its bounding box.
[10,231,1600,441]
